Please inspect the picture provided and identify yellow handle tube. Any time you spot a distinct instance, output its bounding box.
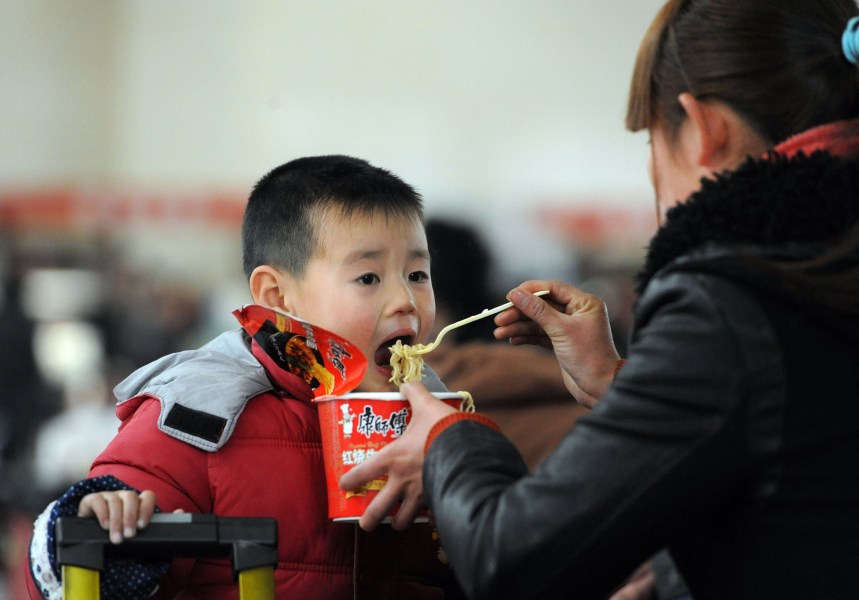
[62,565,100,600]
[237,565,275,600]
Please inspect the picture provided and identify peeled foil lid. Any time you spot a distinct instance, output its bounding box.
[233,304,367,397]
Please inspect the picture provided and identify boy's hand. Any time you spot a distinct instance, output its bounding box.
[78,490,157,544]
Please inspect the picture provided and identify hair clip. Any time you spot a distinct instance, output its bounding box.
[843,16,859,65]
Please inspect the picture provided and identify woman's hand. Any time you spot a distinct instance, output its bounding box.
[78,490,158,545]
[494,280,621,408]
[609,562,656,600]
[338,381,457,532]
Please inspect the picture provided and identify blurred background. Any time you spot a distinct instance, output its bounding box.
[1,1,664,595]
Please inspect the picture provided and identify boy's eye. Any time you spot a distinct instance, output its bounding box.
[358,273,380,285]
[409,271,429,283]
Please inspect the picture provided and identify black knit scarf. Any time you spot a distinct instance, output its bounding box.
[636,151,859,295]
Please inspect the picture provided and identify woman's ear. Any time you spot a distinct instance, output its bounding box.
[678,92,729,169]
[248,265,295,312]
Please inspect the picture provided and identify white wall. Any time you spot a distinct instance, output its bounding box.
[1,1,662,207]
[0,1,121,183]
[0,1,665,289]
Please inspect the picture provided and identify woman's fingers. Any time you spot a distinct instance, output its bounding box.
[356,469,402,532]
[391,493,423,532]
[494,283,564,348]
[494,280,620,408]
[341,381,458,531]
[339,443,393,493]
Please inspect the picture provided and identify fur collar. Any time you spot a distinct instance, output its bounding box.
[636,151,859,294]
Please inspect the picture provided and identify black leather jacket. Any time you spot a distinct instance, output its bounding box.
[424,151,859,599]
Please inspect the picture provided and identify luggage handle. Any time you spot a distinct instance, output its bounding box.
[56,513,278,577]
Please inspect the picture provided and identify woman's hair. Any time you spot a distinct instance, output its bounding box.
[627,0,859,143]
[629,0,859,311]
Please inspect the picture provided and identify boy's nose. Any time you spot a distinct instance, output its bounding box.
[390,282,417,313]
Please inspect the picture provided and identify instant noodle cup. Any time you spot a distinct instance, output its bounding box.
[315,391,472,522]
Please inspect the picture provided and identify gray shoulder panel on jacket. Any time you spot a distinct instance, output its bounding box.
[114,329,273,452]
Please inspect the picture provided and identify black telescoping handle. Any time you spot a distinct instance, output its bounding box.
[56,513,278,577]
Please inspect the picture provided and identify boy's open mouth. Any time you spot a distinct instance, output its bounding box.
[374,335,413,368]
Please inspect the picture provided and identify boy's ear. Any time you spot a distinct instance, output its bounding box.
[678,92,729,169]
[248,265,295,312]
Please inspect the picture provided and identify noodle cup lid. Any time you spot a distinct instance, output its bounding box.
[233,304,367,398]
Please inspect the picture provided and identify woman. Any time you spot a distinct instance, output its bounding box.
[341,1,859,598]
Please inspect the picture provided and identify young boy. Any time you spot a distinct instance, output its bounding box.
[26,155,463,599]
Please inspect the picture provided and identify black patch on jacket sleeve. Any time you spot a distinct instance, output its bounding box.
[164,404,227,444]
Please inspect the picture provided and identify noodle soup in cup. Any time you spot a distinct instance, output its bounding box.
[314,391,472,522]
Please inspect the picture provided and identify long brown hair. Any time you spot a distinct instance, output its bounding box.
[626,0,859,142]
[628,0,859,310]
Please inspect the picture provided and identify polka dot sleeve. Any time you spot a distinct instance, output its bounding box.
[28,474,171,600]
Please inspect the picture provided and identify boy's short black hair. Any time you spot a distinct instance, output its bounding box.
[242,155,423,278]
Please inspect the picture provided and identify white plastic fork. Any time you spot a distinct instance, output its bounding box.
[415,289,550,355]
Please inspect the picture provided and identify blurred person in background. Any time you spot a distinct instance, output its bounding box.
[0,250,58,499]
[7,243,206,599]
[0,244,63,600]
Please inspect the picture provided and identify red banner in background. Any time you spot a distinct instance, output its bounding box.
[536,204,657,249]
[0,188,245,230]
[0,189,656,252]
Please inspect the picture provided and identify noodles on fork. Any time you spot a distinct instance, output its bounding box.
[388,339,475,412]
[389,339,427,385]
[385,293,551,403]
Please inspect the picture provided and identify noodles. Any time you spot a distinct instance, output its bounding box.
[387,341,475,413]
[458,391,475,412]
[388,339,427,385]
